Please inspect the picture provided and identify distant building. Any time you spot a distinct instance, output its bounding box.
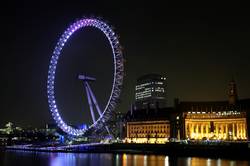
[125,107,173,144]
[125,78,250,142]
[175,79,250,141]
[135,74,167,109]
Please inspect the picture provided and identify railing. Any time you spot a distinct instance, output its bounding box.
[185,112,246,119]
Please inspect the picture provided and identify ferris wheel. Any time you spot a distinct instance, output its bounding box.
[47,18,124,136]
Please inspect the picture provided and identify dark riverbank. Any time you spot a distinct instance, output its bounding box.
[4,142,250,160]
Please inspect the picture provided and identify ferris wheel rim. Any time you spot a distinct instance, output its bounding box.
[47,18,124,136]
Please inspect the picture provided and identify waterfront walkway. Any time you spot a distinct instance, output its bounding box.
[5,142,250,159]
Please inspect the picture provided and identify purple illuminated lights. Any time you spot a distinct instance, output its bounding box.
[47,18,124,136]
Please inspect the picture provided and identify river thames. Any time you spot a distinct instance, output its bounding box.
[1,150,249,166]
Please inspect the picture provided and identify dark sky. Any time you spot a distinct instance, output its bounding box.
[1,1,250,127]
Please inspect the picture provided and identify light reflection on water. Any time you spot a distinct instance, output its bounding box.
[1,150,250,166]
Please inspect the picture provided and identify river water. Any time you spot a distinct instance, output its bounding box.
[1,150,249,166]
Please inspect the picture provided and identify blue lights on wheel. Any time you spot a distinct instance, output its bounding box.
[47,18,124,136]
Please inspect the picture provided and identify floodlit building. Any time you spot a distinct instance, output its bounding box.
[125,107,173,144]
[126,78,250,143]
[176,79,250,141]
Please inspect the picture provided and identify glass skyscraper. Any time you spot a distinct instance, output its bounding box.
[135,74,167,109]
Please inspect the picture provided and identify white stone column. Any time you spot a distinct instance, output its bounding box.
[240,123,243,138]
[221,124,224,139]
[216,123,219,138]
[243,123,246,139]
[237,123,239,138]
[206,124,209,138]
[191,124,194,135]
[225,124,228,139]
[232,123,235,139]
[201,124,204,138]
[185,122,188,138]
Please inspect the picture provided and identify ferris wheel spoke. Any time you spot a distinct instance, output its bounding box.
[85,82,111,134]
[84,82,96,123]
[85,82,102,116]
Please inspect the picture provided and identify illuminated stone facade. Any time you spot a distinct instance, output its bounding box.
[125,106,173,143]
[184,111,247,140]
[125,79,250,142]
[176,80,250,141]
[126,120,170,143]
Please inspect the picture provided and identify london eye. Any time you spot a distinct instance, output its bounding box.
[47,18,124,136]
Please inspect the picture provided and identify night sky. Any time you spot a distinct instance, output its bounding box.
[1,1,250,127]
